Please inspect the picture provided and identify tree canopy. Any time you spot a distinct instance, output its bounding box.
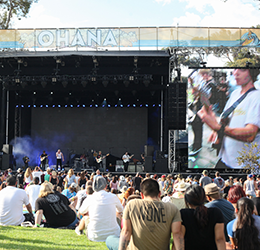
[0,0,38,29]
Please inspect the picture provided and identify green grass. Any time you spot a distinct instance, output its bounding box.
[0,226,107,250]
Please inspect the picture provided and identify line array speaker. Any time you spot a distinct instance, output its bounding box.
[168,82,187,130]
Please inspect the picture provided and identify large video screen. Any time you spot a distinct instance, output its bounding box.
[188,68,260,169]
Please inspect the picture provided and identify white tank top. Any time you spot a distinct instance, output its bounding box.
[56,152,62,159]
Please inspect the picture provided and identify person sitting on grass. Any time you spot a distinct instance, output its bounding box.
[34,182,79,228]
[0,176,33,226]
[75,176,123,241]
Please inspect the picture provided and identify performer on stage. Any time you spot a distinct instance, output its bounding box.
[122,152,134,172]
[23,156,30,170]
[40,150,48,171]
[56,149,64,171]
[95,151,109,169]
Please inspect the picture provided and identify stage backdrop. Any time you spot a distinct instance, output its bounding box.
[31,107,147,164]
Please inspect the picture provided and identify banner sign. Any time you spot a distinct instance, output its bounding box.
[0,27,259,50]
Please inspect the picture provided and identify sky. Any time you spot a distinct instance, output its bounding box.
[10,0,260,75]
[12,0,260,29]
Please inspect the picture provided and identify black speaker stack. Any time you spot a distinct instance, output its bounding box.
[168,81,187,130]
[1,144,13,170]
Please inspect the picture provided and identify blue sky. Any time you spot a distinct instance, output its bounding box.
[12,0,260,29]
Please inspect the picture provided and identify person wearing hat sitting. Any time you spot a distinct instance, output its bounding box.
[76,176,123,241]
[199,170,212,188]
[204,183,234,242]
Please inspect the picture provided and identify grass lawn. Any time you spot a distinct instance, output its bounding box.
[0,226,107,250]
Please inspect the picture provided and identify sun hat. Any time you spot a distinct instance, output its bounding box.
[204,183,220,195]
[174,181,190,192]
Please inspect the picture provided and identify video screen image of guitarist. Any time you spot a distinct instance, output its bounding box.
[188,67,260,169]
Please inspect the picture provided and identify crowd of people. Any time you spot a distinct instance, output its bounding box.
[1,167,260,249]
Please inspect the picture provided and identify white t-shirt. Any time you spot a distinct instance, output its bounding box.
[219,88,260,169]
[0,186,30,225]
[79,190,123,242]
[26,184,41,211]
[32,172,42,184]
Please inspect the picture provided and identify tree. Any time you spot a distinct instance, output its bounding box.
[0,0,38,29]
[237,142,260,174]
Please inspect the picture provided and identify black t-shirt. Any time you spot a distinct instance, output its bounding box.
[132,176,142,191]
[16,172,24,185]
[180,207,224,250]
[35,192,75,228]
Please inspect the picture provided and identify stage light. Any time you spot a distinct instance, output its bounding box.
[120,104,123,108]
[51,92,53,95]
[46,105,48,107]
[65,105,68,108]
[153,104,155,107]
[115,104,118,107]
[95,104,98,107]
[82,105,85,107]
[33,105,36,108]
[52,105,55,107]
[33,92,36,95]
[133,104,136,107]
[145,104,148,107]
[58,105,61,108]
[129,75,134,81]
[16,105,19,108]
[28,105,31,108]
[127,104,130,107]
[108,104,111,107]
[40,105,43,108]
[140,104,142,107]
[77,105,80,107]
[15,77,20,84]
[21,105,24,108]
[70,105,73,107]
[159,104,161,107]
[90,105,93,107]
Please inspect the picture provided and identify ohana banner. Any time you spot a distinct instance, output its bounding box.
[0,27,260,50]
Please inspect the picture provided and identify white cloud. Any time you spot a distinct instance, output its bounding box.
[155,0,173,4]
[174,0,260,27]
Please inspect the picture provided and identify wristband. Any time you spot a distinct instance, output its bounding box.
[36,223,41,227]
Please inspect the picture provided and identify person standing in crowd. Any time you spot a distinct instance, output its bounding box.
[214,171,225,195]
[244,174,258,198]
[204,183,235,242]
[0,176,33,226]
[16,168,24,187]
[180,185,226,250]
[132,172,142,192]
[40,150,48,171]
[198,68,260,169]
[56,149,64,171]
[114,178,184,250]
[227,197,260,250]
[199,170,212,188]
